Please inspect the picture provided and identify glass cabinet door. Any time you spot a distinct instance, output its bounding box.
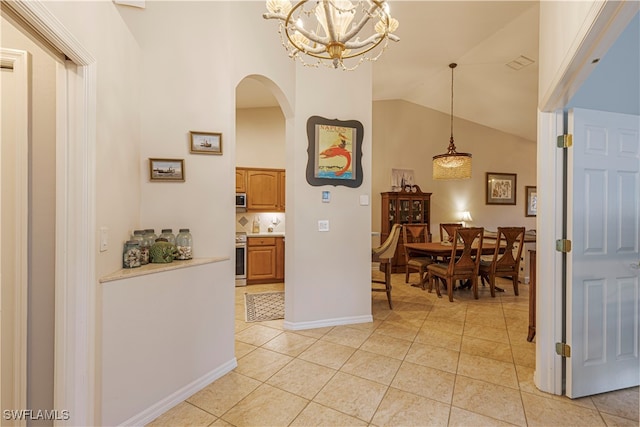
[400,200,410,223]
[388,199,396,231]
[411,199,423,222]
[422,199,430,226]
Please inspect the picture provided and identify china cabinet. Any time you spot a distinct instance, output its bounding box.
[380,185,432,272]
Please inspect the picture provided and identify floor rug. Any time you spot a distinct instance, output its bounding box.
[244,291,285,322]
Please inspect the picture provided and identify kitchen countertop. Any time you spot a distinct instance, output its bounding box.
[246,232,285,237]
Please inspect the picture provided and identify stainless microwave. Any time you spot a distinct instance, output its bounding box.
[235,193,247,211]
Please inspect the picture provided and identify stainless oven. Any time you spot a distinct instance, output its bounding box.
[235,232,247,286]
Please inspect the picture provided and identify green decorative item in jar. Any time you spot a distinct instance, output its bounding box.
[175,228,193,260]
[150,241,178,263]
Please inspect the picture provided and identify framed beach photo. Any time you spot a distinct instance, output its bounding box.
[189,131,222,155]
[305,115,363,188]
[525,186,537,216]
[486,172,517,205]
[149,158,185,182]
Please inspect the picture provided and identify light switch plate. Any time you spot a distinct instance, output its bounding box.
[99,227,109,252]
[359,194,369,206]
[318,220,329,232]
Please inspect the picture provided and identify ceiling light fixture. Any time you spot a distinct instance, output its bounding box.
[432,63,472,180]
[263,0,400,71]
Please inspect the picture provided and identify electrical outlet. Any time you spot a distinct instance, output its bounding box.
[318,220,329,232]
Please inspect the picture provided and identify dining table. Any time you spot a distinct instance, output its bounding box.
[403,241,505,291]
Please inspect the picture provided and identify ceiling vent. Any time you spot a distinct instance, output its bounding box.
[506,55,535,71]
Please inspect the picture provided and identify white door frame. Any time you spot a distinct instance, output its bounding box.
[4,1,97,424]
[0,47,30,424]
[536,0,639,394]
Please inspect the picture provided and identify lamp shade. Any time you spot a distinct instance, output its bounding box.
[433,153,472,180]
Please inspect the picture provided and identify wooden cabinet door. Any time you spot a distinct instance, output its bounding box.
[247,245,276,281]
[275,237,285,280]
[235,168,247,193]
[278,171,285,211]
[247,169,279,211]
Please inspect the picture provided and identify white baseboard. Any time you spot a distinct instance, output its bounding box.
[121,358,238,426]
[284,314,373,330]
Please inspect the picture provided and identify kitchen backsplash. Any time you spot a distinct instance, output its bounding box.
[236,212,285,234]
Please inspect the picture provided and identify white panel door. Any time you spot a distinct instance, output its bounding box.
[567,108,640,398]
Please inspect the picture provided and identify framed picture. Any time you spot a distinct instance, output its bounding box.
[189,131,222,154]
[305,115,363,188]
[486,172,517,205]
[391,168,415,192]
[525,186,537,216]
[149,158,185,182]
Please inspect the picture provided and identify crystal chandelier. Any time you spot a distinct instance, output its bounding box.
[432,63,472,180]
[263,0,400,71]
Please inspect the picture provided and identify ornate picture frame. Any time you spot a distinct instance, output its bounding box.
[486,172,517,205]
[305,116,363,188]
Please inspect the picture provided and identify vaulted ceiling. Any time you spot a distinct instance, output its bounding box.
[237,1,540,142]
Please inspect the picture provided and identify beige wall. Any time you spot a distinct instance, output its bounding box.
[372,100,536,238]
[237,101,538,239]
[236,107,285,169]
[44,0,143,278]
[1,14,58,422]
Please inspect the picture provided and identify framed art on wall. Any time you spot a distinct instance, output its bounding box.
[525,185,537,216]
[486,172,517,205]
[149,158,185,182]
[305,115,363,188]
[189,131,222,154]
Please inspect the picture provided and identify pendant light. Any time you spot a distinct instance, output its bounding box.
[432,63,472,180]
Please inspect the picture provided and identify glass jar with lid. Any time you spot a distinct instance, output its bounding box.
[175,228,193,260]
[123,240,141,268]
[130,230,146,264]
[159,228,176,245]
[140,231,157,265]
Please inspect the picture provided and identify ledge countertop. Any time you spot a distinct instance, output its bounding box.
[100,257,229,283]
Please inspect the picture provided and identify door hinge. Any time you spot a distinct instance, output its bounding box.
[556,239,572,252]
[557,134,573,148]
[556,342,571,357]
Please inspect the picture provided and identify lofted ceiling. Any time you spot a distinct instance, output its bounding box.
[236,1,540,142]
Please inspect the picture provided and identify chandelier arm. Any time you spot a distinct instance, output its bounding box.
[321,1,340,42]
[294,43,327,55]
[344,34,383,49]
[340,2,381,42]
[262,12,287,20]
[288,24,328,45]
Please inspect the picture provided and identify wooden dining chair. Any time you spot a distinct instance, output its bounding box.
[427,227,484,302]
[479,226,525,297]
[372,224,402,309]
[402,224,433,289]
[439,223,463,243]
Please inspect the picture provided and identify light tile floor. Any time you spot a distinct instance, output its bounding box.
[148,272,639,426]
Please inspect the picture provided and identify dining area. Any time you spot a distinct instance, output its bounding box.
[372,222,537,339]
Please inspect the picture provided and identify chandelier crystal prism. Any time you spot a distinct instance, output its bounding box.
[432,63,472,180]
[263,0,400,71]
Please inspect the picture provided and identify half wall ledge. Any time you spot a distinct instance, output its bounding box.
[99,257,229,283]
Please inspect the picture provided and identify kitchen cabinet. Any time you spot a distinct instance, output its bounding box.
[276,236,285,281]
[380,186,432,273]
[235,168,247,193]
[237,167,285,212]
[247,236,284,284]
